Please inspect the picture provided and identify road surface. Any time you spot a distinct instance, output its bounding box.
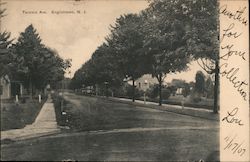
[1,93,219,161]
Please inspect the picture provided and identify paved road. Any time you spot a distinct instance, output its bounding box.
[1,93,219,161]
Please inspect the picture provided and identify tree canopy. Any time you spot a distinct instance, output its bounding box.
[0,5,13,77]
[9,24,71,95]
[195,71,206,94]
[0,31,13,76]
[70,0,219,110]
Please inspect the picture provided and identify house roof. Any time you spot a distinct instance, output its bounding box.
[0,74,10,84]
[0,74,23,84]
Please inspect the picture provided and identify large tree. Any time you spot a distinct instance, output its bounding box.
[71,14,147,100]
[32,47,71,90]
[107,13,149,102]
[143,0,219,111]
[12,24,44,94]
[70,43,123,96]
[0,31,13,76]
[12,24,71,95]
[205,76,214,99]
[141,3,190,106]
[69,68,85,90]
[185,0,219,113]
[0,5,13,76]
[90,43,122,88]
[194,71,205,95]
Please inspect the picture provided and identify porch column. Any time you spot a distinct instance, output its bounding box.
[20,83,23,97]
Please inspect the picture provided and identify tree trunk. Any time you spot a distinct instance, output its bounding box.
[158,74,162,106]
[132,78,135,102]
[213,59,219,113]
[105,84,108,98]
[29,76,32,99]
[31,84,35,98]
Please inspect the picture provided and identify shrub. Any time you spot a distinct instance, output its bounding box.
[161,88,171,100]
[146,85,158,99]
[112,86,126,97]
[125,85,143,99]
[190,91,202,103]
[194,71,206,95]
[182,83,191,97]
[168,86,177,96]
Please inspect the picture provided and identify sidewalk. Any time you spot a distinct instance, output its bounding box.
[108,97,219,121]
[1,98,60,142]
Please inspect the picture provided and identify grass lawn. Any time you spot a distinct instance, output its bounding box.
[1,98,45,131]
[53,95,160,131]
[136,94,214,110]
[53,93,218,132]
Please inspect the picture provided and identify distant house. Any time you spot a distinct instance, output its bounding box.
[176,87,184,95]
[0,74,24,99]
[0,75,11,99]
[169,79,194,96]
[127,74,159,91]
[11,80,24,97]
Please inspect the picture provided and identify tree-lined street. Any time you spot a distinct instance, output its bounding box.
[1,0,220,161]
[1,92,219,161]
[70,0,219,112]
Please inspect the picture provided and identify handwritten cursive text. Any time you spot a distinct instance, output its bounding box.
[220,44,246,61]
[220,63,248,101]
[221,23,242,43]
[220,5,248,26]
[222,107,244,126]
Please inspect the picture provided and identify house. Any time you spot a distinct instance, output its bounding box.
[169,79,193,96]
[126,74,159,91]
[136,74,159,91]
[11,80,24,97]
[0,75,11,99]
[0,74,24,99]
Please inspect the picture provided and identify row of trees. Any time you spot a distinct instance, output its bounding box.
[194,71,214,98]
[70,0,219,113]
[147,71,214,100]
[0,7,71,96]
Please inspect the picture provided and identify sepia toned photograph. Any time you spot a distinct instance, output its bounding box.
[0,0,221,161]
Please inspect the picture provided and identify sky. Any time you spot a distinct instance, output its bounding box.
[2,0,206,82]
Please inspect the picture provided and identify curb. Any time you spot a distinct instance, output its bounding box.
[1,129,61,145]
[106,97,219,121]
